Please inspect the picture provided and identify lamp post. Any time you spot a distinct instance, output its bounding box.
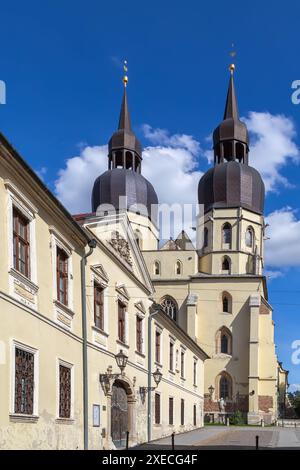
[99,349,129,393]
[140,368,163,397]
[208,385,215,401]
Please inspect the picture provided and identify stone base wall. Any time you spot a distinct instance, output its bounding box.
[258,395,273,413]
[204,395,248,413]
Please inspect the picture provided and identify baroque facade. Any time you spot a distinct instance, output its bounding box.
[0,66,287,450]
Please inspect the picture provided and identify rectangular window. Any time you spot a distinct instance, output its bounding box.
[193,359,197,386]
[193,404,197,426]
[155,393,160,424]
[118,300,126,343]
[13,208,30,278]
[155,331,161,363]
[14,348,34,414]
[169,397,174,425]
[169,341,174,371]
[59,364,71,419]
[136,316,143,353]
[94,283,104,330]
[180,350,185,378]
[56,247,68,305]
[181,399,185,426]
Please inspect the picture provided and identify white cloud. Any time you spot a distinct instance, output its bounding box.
[265,207,300,268]
[264,270,284,280]
[55,113,300,258]
[55,145,107,214]
[289,384,300,393]
[243,112,300,192]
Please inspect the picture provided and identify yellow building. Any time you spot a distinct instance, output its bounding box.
[0,80,208,449]
[0,66,288,450]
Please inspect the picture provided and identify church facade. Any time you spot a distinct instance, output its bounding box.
[0,65,287,449]
[143,70,284,424]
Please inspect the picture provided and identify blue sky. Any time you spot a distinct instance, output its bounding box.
[1,0,300,387]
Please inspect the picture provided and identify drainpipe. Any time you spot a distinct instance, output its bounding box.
[147,302,161,443]
[81,238,97,450]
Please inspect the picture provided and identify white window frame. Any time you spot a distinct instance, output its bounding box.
[5,181,38,285]
[92,274,109,334]
[56,358,74,420]
[154,325,163,365]
[180,346,186,379]
[50,228,74,312]
[154,391,161,425]
[169,336,175,372]
[193,357,198,386]
[10,340,39,417]
[135,311,145,355]
[116,294,129,347]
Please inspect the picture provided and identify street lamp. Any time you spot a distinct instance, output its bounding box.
[153,368,163,387]
[140,368,163,397]
[115,349,128,373]
[99,350,129,395]
[208,385,215,401]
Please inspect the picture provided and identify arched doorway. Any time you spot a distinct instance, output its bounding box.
[111,381,128,448]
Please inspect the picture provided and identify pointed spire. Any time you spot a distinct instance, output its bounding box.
[223,73,239,120]
[118,89,132,131]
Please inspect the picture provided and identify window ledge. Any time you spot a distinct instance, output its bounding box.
[135,350,146,358]
[54,300,75,318]
[154,361,163,368]
[92,325,109,337]
[169,369,176,375]
[116,339,129,350]
[9,268,39,292]
[9,413,39,423]
[55,418,75,425]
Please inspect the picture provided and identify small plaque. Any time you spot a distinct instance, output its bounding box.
[93,404,100,427]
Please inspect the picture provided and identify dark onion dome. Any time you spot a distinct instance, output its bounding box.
[91,83,158,224]
[198,67,265,215]
[198,160,265,215]
[92,168,158,222]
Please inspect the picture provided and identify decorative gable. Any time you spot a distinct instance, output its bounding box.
[91,264,109,284]
[134,300,146,314]
[115,283,130,301]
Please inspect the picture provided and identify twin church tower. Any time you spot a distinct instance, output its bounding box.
[90,64,279,423]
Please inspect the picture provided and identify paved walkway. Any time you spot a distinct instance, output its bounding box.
[134,426,300,449]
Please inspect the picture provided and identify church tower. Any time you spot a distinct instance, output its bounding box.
[91,69,159,250]
[198,66,265,276]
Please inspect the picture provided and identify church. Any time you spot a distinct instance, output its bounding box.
[0,63,287,449]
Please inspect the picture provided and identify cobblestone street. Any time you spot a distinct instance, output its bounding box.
[135,426,300,450]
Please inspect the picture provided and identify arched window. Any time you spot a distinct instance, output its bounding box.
[222,291,232,313]
[175,260,182,275]
[236,142,245,163]
[245,226,254,249]
[221,256,231,274]
[221,334,228,353]
[216,372,233,400]
[203,227,208,248]
[134,229,142,249]
[220,376,230,400]
[154,261,160,276]
[216,326,232,355]
[223,142,233,160]
[160,296,178,322]
[222,223,232,246]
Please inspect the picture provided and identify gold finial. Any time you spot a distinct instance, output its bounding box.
[123,60,128,87]
[229,43,236,75]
